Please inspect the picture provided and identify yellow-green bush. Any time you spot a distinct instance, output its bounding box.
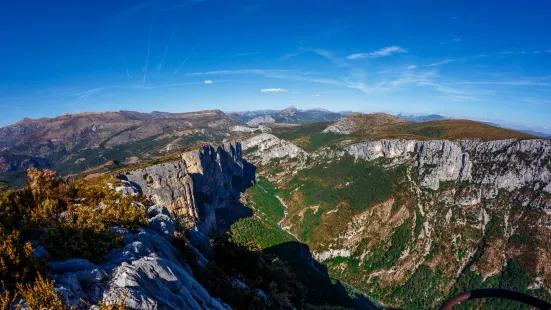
[1,168,149,286]
[44,222,124,264]
[0,230,41,286]
[97,197,148,231]
[27,168,61,199]
[0,287,16,310]
[98,290,128,310]
[16,273,71,310]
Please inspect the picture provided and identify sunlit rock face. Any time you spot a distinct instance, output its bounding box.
[122,142,246,235]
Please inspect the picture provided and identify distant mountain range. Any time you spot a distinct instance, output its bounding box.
[1,108,548,188]
[0,110,243,186]
[398,113,551,138]
[227,106,343,125]
[397,113,447,122]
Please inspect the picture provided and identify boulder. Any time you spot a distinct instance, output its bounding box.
[187,229,215,260]
[47,259,98,274]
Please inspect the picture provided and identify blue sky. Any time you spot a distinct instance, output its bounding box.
[1,0,550,131]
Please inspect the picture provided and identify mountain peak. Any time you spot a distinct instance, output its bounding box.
[280,106,298,116]
[323,112,410,134]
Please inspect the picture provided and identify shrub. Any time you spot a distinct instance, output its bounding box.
[27,198,64,228]
[44,222,124,264]
[97,197,148,231]
[0,230,41,286]
[98,290,129,310]
[16,273,70,310]
[0,288,16,310]
[27,168,60,199]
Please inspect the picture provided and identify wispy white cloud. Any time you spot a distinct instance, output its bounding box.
[452,37,462,42]
[429,59,457,67]
[347,46,407,60]
[292,91,303,94]
[186,69,293,76]
[228,52,259,57]
[143,19,154,85]
[173,45,197,76]
[448,95,481,101]
[261,88,287,93]
[282,48,347,67]
[156,31,174,72]
[312,94,320,97]
[204,80,213,84]
[408,65,417,69]
[77,88,103,100]
[522,98,551,105]
[449,80,551,87]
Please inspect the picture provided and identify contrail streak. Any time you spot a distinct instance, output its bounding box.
[157,31,174,72]
[123,56,130,77]
[143,19,154,85]
[173,45,196,76]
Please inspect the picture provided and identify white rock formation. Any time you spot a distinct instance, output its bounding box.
[241,133,306,165]
[48,205,231,310]
[246,116,276,127]
[344,139,551,209]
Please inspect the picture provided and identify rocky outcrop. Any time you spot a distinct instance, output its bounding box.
[241,134,306,165]
[121,142,247,235]
[345,139,551,207]
[182,142,245,234]
[323,113,409,135]
[47,205,231,310]
[230,125,258,133]
[246,116,276,127]
[121,161,198,223]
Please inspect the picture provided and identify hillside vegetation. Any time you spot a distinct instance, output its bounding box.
[271,115,538,151]
[0,168,149,308]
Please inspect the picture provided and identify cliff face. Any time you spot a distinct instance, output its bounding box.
[238,130,551,308]
[241,133,306,165]
[121,142,248,235]
[345,139,551,209]
[181,142,245,234]
[48,205,231,310]
[121,161,199,223]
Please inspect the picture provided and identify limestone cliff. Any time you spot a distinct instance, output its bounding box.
[181,142,246,234]
[344,139,551,209]
[241,133,306,165]
[121,161,199,223]
[121,142,248,235]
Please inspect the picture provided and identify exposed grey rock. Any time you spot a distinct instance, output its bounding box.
[344,138,551,209]
[104,257,230,310]
[147,204,171,217]
[323,119,354,134]
[121,161,198,229]
[241,133,306,165]
[115,180,139,196]
[230,125,259,133]
[187,229,214,260]
[182,142,244,234]
[148,213,176,240]
[246,115,276,127]
[47,259,98,274]
[49,203,232,309]
[74,268,105,287]
[54,272,85,308]
[258,125,272,133]
[121,142,245,235]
